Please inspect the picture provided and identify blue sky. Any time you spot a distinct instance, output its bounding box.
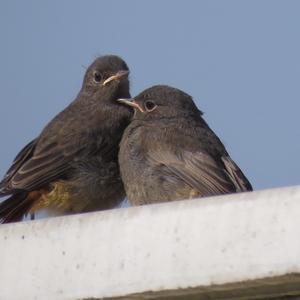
[0,0,299,192]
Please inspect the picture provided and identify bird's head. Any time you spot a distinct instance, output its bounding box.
[82,55,130,100]
[117,85,202,120]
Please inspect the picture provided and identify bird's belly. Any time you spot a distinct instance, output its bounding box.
[29,182,75,213]
[126,168,201,205]
[29,177,125,214]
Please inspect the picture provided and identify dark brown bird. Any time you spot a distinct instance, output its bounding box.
[0,55,132,223]
[118,85,252,205]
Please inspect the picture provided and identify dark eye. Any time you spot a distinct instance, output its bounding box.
[93,71,102,83]
[145,100,157,112]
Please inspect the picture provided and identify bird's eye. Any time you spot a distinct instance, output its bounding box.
[144,100,157,112]
[93,71,102,83]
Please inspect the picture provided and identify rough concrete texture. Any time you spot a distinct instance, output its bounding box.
[0,186,300,300]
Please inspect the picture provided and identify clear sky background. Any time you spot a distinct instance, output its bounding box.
[0,0,299,194]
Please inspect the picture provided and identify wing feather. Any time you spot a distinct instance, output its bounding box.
[1,130,107,193]
[149,149,250,196]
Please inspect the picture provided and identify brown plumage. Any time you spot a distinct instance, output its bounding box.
[118,85,252,205]
[0,55,132,223]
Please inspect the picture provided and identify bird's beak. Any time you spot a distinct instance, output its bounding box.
[117,98,144,112]
[102,70,129,86]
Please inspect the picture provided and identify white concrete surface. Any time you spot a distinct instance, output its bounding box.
[1,186,300,300]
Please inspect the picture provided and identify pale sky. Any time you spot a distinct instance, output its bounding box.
[0,0,299,194]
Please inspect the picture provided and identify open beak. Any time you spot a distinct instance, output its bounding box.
[117,98,144,113]
[102,70,129,86]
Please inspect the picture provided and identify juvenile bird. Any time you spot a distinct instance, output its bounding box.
[0,55,132,223]
[118,85,252,205]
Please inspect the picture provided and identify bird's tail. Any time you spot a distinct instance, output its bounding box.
[0,192,34,223]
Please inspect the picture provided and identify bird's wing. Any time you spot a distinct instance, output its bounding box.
[221,155,253,191]
[1,130,108,193]
[0,139,37,194]
[149,149,251,196]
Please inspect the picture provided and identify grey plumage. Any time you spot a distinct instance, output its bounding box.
[0,55,132,223]
[118,85,252,205]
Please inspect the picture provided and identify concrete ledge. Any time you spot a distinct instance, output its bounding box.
[1,186,300,300]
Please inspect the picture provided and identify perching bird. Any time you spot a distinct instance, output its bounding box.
[118,85,252,205]
[0,55,132,223]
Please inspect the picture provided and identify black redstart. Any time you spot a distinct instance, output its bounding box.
[118,85,252,205]
[0,55,132,223]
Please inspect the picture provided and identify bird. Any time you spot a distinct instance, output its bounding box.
[118,85,252,205]
[0,55,132,223]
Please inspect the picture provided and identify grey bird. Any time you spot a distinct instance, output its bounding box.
[0,55,132,223]
[118,85,252,205]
